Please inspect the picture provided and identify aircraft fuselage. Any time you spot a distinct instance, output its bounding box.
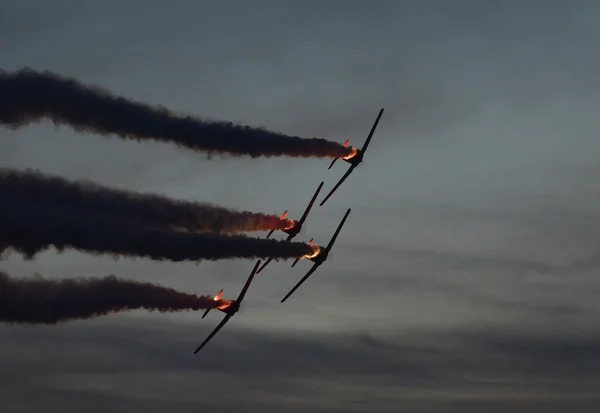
[345,149,364,166]
[310,251,328,265]
[222,301,240,316]
[283,221,301,238]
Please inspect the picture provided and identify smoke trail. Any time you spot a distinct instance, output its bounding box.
[0,270,229,324]
[0,167,293,233]
[0,67,352,159]
[0,196,316,262]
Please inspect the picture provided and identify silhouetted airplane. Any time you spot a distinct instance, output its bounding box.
[281,208,351,302]
[194,260,261,353]
[320,108,384,206]
[256,181,323,274]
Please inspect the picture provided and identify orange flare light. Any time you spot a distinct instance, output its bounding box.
[342,146,358,160]
[278,210,296,230]
[302,239,321,259]
[215,299,233,310]
[282,219,297,230]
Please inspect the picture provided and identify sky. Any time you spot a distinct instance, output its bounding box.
[2,0,600,411]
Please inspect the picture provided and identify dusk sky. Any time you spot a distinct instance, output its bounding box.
[2,1,600,411]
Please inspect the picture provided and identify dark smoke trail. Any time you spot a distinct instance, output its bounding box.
[0,67,352,159]
[0,196,315,262]
[0,270,229,324]
[0,167,293,233]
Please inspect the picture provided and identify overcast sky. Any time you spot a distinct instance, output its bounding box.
[2,0,600,411]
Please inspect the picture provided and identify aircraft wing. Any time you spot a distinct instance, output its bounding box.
[258,237,298,275]
[193,314,232,353]
[360,108,384,154]
[257,230,295,273]
[298,181,324,224]
[256,228,276,273]
[236,260,261,303]
[281,262,320,303]
[256,256,273,274]
[319,165,356,206]
[325,208,351,252]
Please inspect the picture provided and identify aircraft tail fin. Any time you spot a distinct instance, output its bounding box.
[266,210,287,239]
[256,257,273,274]
[202,289,223,319]
[291,238,313,268]
[328,139,349,169]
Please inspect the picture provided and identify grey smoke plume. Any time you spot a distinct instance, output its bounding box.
[0,67,352,159]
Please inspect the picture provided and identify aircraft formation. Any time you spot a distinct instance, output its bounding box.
[195,108,384,353]
[0,67,384,354]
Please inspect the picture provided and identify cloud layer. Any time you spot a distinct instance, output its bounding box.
[1,319,599,412]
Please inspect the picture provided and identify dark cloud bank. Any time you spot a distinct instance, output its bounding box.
[1,319,599,413]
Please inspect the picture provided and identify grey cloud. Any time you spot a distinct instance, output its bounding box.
[1,320,600,412]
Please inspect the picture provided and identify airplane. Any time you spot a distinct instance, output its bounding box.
[193,259,261,354]
[256,181,324,274]
[319,108,384,207]
[281,208,351,303]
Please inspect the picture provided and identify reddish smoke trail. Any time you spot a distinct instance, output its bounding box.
[0,195,316,262]
[0,271,230,324]
[0,167,294,233]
